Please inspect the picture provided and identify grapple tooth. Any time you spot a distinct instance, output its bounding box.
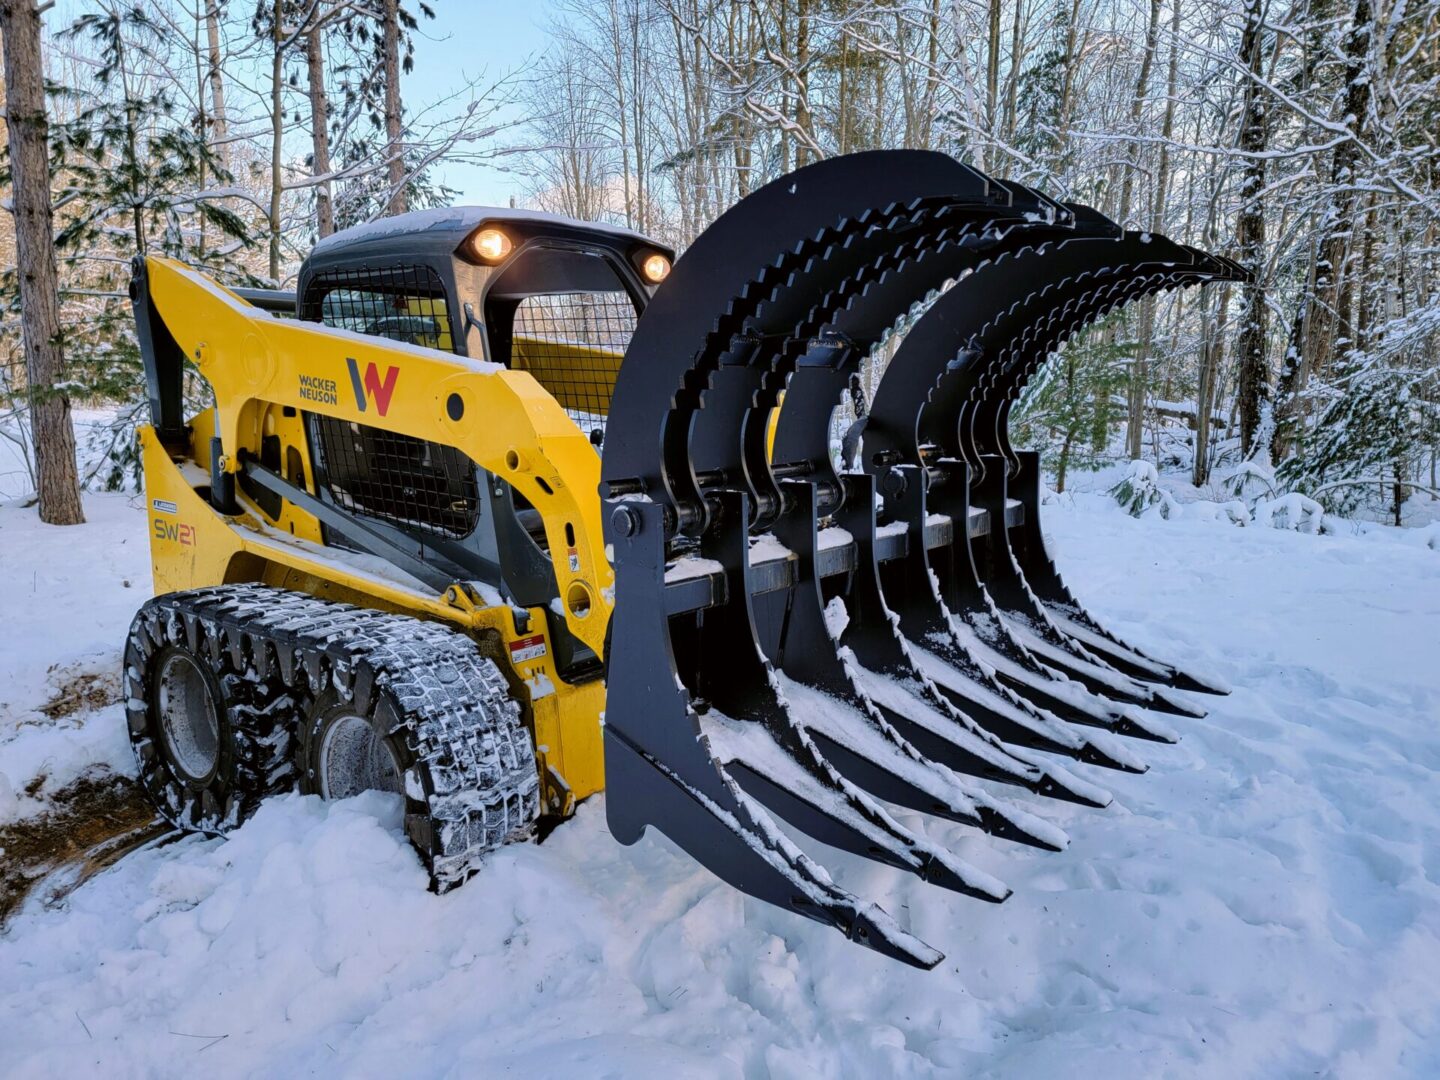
[833,473,1111,810]
[677,191,1105,841]
[605,729,945,969]
[872,460,1142,772]
[603,496,947,968]
[760,482,1066,853]
[867,237,1234,709]
[952,274,1212,712]
[701,708,1009,903]
[692,489,1012,900]
[953,249,1247,699]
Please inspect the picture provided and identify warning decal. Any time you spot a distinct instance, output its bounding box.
[508,634,547,664]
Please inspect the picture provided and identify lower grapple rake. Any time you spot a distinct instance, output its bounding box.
[600,150,1243,966]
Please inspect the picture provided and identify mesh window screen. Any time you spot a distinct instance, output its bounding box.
[300,263,477,539]
[511,292,637,442]
[308,416,481,540]
[302,264,455,352]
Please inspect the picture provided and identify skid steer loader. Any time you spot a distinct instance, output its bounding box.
[123,150,1244,967]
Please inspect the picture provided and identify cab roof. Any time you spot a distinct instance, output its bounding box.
[305,206,671,274]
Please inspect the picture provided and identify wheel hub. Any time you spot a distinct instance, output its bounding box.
[155,651,221,783]
[318,713,404,799]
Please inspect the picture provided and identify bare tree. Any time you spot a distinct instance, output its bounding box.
[1234,0,1270,459]
[382,0,406,216]
[307,23,335,236]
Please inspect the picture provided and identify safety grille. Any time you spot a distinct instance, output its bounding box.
[511,291,637,442]
[302,264,455,352]
[308,414,481,540]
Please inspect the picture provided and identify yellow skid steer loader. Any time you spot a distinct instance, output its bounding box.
[124,151,1242,966]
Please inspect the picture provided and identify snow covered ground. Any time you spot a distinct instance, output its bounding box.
[2,489,1439,1078]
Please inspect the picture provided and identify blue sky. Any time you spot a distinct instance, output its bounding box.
[402,1,553,206]
[46,0,555,209]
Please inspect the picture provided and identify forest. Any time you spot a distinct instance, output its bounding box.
[2,0,1437,527]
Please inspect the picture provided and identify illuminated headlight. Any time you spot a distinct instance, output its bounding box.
[467,227,512,263]
[640,252,671,284]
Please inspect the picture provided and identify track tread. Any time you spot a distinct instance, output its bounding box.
[124,584,539,891]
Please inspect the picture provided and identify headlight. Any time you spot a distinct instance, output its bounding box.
[467,227,512,263]
[640,252,671,284]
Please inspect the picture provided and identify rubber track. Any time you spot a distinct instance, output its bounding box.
[126,584,540,891]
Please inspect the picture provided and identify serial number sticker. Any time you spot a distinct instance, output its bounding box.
[152,499,178,515]
[508,634,547,664]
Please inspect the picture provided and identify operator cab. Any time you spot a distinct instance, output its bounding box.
[292,208,675,681]
[298,208,672,447]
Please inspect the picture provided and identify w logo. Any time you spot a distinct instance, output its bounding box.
[346,358,399,417]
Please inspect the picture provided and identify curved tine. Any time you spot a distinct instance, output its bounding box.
[918,253,1194,734]
[602,149,993,534]
[951,237,1204,472]
[834,472,1114,811]
[604,499,945,969]
[850,242,1182,737]
[744,178,1092,519]
[958,275,1215,715]
[714,207,1013,527]
[750,211,1138,776]
[774,243,1153,768]
[986,244,1243,438]
[877,461,1148,775]
[693,491,1011,903]
[771,481,1071,850]
[679,205,1078,847]
[677,180,1093,818]
[990,244,1249,472]
[954,269,1230,711]
[983,271,1221,463]
[984,251,1245,697]
[601,152,1018,959]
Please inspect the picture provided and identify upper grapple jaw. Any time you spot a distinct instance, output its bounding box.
[600,150,1235,962]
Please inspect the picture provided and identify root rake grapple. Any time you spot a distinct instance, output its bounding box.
[600,150,1244,967]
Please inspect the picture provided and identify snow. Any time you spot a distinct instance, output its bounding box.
[0,495,149,820]
[664,554,724,583]
[3,489,1440,1076]
[748,532,794,565]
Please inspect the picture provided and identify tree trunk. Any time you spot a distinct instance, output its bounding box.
[1298,0,1372,390]
[1193,285,1231,487]
[306,26,334,237]
[1121,0,1161,461]
[205,1,228,162]
[985,0,1001,171]
[1235,0,1270,459]
[795,0,811,165]
[1,0,85,525]
[268,0,283,281]
[382,0,407,216]
[1002,0,1024,154]
[192,3,208,258]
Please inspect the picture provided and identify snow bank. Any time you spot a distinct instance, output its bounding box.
[3,491,1440,1076]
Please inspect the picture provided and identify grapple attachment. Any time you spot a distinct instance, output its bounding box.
[600,151,1245,966]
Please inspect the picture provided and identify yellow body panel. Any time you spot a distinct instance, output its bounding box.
[140,257,613,805]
